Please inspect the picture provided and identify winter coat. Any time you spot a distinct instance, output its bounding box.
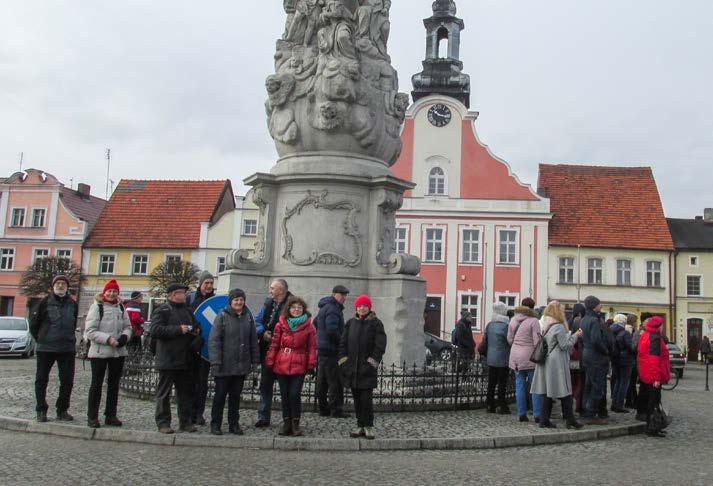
[124,300,144,337]
[531,319,577,398]
[30,293,78,354]
[701,337,711,355]
[611,323,635,368]
[507,306,541,371]
[315,296,346,357]
[208,306,260,377]
[150,301,204,371]
[339,312,387,390]
[187,290,215,312]
[482,316,510,368]
[580,310,611,368]
[84,295,132,359]
[568,303,586,332]
[638,321,671,385]
[265,315,317,376]
[452,318,476,359]
[255,292,292,362]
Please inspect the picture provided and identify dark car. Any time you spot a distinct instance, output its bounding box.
[667,343,686,378]
[424,332,455,361]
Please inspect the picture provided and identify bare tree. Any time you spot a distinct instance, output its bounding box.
[148,260,201,297]
[20,256,85,297]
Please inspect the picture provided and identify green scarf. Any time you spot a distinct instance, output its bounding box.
[287,313,308,331]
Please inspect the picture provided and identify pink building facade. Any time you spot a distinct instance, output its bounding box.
[0,169,106,316]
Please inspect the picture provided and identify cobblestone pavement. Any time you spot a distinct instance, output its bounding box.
[2,357,712,485]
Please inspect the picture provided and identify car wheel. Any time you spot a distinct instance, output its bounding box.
[439,349,453,361]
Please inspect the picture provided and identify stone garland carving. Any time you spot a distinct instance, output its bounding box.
[227,188,271,270]
[375,190,420,276]
[268,0,408,166]
[282,190,362,267]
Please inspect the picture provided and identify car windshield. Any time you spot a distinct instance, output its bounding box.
[667,344,681,352]
[0,318,28,331]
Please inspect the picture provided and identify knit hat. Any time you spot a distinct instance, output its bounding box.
[229,288,246,302]
[354,294,372,310]
[198,271,214,286]
[584,295,601,310]
[167,283,189,294]
[646,316,664,329]
[103,279,120,293]
[492,301,509,317]
[52,275,69,286]
[130,290,142,299]
[613,314,627,325]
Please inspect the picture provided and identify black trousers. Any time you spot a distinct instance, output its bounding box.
[542,395,575,424]
[486,366,509,407]
[191,358,210,421]
[35,352,75,413]
[317,355,344,415]
[352,388,374,428]
[87,357,125,419]
[211,375,246,429]
[639,382,662,430]
[625,365,638,407]
[155,370,193,428]
[276,374,305,419]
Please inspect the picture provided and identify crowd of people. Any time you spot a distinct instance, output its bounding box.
[27,273,387,439]
[468,295,672,437]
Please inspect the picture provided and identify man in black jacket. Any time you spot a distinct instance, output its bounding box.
[315,285,350,418]
[29,275,79,423]
[254,278,291,427]
[186,271,215,426]
[151,283,203,434]
[580,295,611,425]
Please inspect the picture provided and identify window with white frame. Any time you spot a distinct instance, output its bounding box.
[165,255,182,272]
[132,255,149,275]
[217,256,227,273]
[460,293,480,331]
[31,208,46,227]
[616,259,631,286]
[428,167,445,195]
[646,261,662,287]
[424,228,444,262]
[690,256,698,267]
[11,208,25,227]
[687,275,702,296]
[243,219,258,236]
[497,294,518,309]
[587,258,603,284]
[56,249,72,260]
[0,249,15,270]
[99,255,116,275]
[33,249,49,263]
[559,256,575,284]
[498,229,518,264]
[461,228,481,263]
[394,227,408,254]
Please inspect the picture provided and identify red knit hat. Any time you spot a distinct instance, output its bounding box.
[103,279,120,293]
[354,294,372,310]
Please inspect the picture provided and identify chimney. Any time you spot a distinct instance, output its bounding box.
[695,216,703,221]
[77,183,91,199]
[704,208,713,222]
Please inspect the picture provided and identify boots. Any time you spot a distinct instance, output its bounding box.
[562,396,583,429]
[279,418,292,436]
[291,418,303,437]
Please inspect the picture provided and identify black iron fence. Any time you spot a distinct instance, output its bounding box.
[120,349,515,412]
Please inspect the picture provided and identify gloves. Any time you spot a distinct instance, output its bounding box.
[116,335,128,348]
[367,357,379,369]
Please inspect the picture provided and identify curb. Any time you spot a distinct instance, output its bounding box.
[0,415,645,451]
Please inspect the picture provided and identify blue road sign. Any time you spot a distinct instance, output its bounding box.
[194,295,229,361]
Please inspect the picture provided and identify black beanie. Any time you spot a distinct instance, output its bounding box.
[229,288,246,302]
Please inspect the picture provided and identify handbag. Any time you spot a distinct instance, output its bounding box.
[649,403,672,432]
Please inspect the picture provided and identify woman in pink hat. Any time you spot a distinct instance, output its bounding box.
[338,294,387,440]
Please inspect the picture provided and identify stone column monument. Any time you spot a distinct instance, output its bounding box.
[221,0,426,365]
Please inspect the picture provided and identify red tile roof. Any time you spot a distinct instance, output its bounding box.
[84,180,231,249]
[537,164,674,251]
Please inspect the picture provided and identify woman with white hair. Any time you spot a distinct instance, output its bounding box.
[610,313,635,412]
[481,301,512,414]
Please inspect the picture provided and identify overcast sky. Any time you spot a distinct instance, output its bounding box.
[2,1,711,218]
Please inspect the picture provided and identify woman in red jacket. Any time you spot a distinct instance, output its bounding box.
[637,316,670,437]
[265,296,317,437]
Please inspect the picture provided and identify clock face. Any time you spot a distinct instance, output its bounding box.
[427,104,452,127]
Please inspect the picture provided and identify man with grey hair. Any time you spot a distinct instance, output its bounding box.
[254,278,292,427]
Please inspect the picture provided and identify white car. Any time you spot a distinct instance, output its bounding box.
[0,316,35,358]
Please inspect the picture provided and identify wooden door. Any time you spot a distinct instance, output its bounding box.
[424,297,442,336]
[687,319,703,362]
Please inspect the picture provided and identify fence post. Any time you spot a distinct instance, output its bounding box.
[706,359,710,392]
[453,353,460,411]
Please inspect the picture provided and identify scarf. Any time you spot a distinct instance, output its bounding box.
[102,296,119,305]
[287,313,308,331]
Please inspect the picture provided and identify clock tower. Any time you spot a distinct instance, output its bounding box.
[411,0,471,108]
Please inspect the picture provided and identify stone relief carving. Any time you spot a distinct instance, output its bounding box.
[282,190,362,267]
[269,0,408,165]
[227,188,272,270]
[374,190,420,275]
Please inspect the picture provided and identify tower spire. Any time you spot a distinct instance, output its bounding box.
[411,0,471,108]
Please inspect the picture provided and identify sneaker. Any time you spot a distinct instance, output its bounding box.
[104,416,123,427]
[56,411,74,422]
[158,426,175,434]
[87,418,101,429]
[350,427,365,438]
[363,427,376,440]
[255,418,271,428]
[179,424,198,433]
[36,411,47,423]
[518,415,529,422]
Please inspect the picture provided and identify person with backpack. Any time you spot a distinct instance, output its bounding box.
[610,314,635,413]
[186,271,215,426]
[29,274,79,423]
[315,285,350,418]
[84,279,132,428]
[637,316,671,437]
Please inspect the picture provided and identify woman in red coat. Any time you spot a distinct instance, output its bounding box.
[637,316,670,437]
[265,296,317,437]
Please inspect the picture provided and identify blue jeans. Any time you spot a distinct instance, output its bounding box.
[257,365,276,422]
[515,369,542,418]
[611,364,632,410]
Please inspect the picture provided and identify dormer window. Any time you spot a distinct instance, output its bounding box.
[428,167,446,195]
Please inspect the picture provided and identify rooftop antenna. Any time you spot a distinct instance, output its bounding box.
[105,148,111,199]
[19,152,24,172]
[70,177,74,190]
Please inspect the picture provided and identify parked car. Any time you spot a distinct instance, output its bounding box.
[425,332,455,361]
[667,342,686,378]
[0,317,35,358]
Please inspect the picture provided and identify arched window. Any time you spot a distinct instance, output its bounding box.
[437,27,449,59]
[428,167,446,195]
